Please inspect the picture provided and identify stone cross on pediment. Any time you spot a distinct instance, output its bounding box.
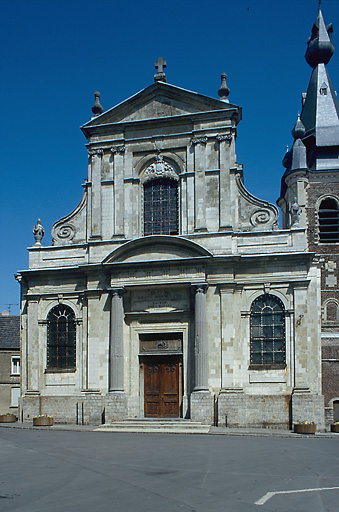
[155,57,166,74]
[154,57,167,83]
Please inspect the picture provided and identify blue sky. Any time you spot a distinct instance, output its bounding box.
[1,0,339,315]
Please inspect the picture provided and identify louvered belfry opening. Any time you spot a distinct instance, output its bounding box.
[143,178,178,236]
[318,198,339,243]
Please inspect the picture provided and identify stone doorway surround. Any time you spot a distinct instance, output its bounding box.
[132,325,190,419]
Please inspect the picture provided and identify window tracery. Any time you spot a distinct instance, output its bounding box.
[250,294,286,367]
[47,305,76,369]
[142,157,179,236]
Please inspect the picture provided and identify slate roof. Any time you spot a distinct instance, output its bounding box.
[0,316,20,349]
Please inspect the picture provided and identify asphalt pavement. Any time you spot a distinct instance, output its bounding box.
[0,424,338,511]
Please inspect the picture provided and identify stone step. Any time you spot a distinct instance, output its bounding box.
[95,419,211,434]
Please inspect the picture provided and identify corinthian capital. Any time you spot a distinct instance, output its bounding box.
[108,287,125,298]
[191,136,208,145]
[110,145,126,155]
[216,134,232,143]
[88,149,104,156]
[192,283,208,294]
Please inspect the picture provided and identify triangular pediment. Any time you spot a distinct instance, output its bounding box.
[83,82,239,129]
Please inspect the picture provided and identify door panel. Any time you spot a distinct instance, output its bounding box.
[145,362,161,416]
[144,357,181,418]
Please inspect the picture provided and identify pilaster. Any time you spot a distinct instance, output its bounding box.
[217,135,232,229]
[108,287,125,392]
[111,146,125,236]
[186,145,195,233]
[26,300,40,392]
[219,284,236,389]
[192,137,207,231]
[293,281,310,389]
[89,149,103,239]
[192,283,209,391]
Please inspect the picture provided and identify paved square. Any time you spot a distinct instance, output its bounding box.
[0,428,338,511]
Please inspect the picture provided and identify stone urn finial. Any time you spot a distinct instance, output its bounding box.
[33,219,44,246]
[92,91,103,117]
[218,72,230,102]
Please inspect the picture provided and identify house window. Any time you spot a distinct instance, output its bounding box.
[47,305,76,370]
[11,387,20,407]
[11,356,20,375]
[318,198,339,243]
[144,178,179,235]
[250,294,286,367]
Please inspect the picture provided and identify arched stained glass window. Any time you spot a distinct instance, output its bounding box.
[144,178,179,236]
[47,305,76,369]
[318,198,339,243]
[250,294,286,366]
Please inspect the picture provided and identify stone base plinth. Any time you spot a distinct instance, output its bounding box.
[190,391,214,425]
[217,391,290,429]
[19,394,40,422]
[20,393,104,425]
[104,392,128,423]
[291,389,325,431]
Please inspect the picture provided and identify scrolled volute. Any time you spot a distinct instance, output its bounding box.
[52,223,76,243]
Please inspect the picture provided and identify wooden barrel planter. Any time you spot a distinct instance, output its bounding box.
[33,416,54,426]
[330,424,339,433]
[0,414,16,423]
[294,423,316,434]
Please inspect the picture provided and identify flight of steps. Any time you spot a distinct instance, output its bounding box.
[95,419,211,434]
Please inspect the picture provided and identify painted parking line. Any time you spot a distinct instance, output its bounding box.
[255,486,339,506]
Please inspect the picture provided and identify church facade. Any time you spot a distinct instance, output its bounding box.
[17,11,338,430]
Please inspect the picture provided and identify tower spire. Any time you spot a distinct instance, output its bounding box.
[301,7,339,153]
[305,5,334,68]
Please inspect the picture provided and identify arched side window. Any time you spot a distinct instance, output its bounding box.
[144,178,179,235]
[325,300,339,323]
[47,305,76,369]
[318,198,339,243]
[250,294,286,367]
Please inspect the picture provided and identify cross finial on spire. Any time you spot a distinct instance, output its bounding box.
[154,57,167,83]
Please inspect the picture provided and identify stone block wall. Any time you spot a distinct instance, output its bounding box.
[217,393,291,429]
[104,393,128,423]
[20,394,105,425]
[291,390,325,431]
[190,391,215,425]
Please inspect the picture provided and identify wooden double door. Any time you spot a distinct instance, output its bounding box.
[143,356,182,418]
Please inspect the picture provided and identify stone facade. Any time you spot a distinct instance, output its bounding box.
[17,30,328,429]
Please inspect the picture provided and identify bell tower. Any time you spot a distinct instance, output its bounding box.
[278,6,339,426]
